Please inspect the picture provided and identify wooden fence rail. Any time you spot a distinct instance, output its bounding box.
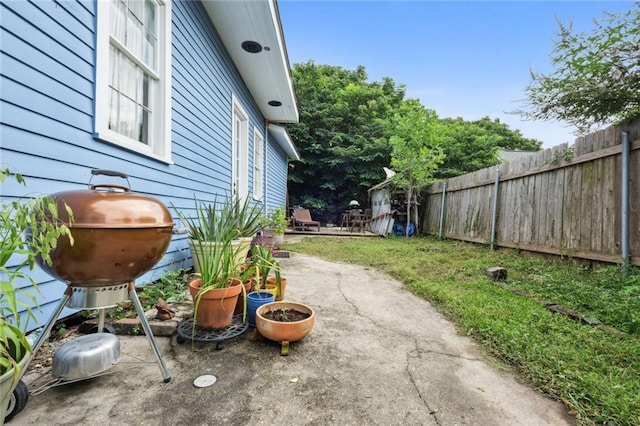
[421,118,640,266]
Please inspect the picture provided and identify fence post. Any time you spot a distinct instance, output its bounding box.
[490,168,500,250]
[621,131,630,278]
[438,181,447,239]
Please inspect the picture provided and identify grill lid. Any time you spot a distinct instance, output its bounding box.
[49,184,174,229]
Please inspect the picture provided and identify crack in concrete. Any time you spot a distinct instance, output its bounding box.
[406,336,442,426]
[335,272,481,363]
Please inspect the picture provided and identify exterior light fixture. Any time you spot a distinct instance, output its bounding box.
[268,100,282,107]
[241,40,262,53]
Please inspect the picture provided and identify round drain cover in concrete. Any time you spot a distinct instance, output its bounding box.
[193,374,217,388]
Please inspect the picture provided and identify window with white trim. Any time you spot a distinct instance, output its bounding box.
[94,0,172,162]
[253,128,264,200]
[232,97,249,200]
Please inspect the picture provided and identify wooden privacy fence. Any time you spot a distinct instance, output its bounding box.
[422,118,640,266]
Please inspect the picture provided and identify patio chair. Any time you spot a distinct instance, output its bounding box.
[292,208,321,232]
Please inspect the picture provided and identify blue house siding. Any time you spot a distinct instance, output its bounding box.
[0,0,294,331]
[265,139,290,211]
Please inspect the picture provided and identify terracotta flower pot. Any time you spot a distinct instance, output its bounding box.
[189,278,242,329]
[267,276,287,301]
[255,301,314,355]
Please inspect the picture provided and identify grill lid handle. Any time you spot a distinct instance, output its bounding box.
[89,169,131,189]
[91,169,129,179]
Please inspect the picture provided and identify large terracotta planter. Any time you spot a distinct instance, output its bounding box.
[255,301,315,355]
[189,278,242,329]
[267,276,287,301]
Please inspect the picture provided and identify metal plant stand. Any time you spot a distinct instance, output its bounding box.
[176,315,249,350]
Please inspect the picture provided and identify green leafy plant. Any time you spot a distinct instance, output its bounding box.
[250,240,281,293]
[104,269,191,320]
[515,4,640,134]
[174,198,258,330]
[0,167,74,386]
[265,206,287,235]
[174,196,262,242]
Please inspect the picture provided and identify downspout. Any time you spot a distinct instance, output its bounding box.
[621,131,630,278]
[438,181,447,239]
[264,119,269,215]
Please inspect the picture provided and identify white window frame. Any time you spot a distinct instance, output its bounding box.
[232,96,249,200]
[253,127,264,201]
[94,0,172,163]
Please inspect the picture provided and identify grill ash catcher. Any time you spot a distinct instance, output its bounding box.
[12,170,175,418]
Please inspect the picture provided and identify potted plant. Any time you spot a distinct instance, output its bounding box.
[174,196,262,272]
[1,167,73,422]
[187,228,248,330]
[263,206,287,249]
[251,243,278,288]
[255,301,315,355]
[245,242,280,326]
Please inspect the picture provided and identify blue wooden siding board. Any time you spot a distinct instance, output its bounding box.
[2,53,93,113]
[0,30,93,96]
[171,89,228,151]
[2,78,93,130]
[265,141,289,210]
[28,0,95,43]
[0,0,290,331]
[1,3,93,78]
[174,2,233,93]
[1,102,93,151]
[53,0,96,21]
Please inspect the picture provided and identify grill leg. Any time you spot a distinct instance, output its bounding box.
[97,309,106,333]
[128,282,171,383]
[31,289,72,356]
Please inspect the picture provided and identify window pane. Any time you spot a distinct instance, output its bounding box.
[145,0,156,34]
[110,0,126,42]
[120,55,137,99]
[144,31,156,69]
[119,95,137,140]
[108,87,119,132]
[126,11,143,58]
[144,0,157,68]
[109,45,119,89]
[129,0,144,20]
[139,106,149,144]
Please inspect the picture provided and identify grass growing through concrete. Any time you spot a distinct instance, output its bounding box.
[287,236,640,426]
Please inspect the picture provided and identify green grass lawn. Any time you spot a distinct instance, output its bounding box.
[286,236,640,426]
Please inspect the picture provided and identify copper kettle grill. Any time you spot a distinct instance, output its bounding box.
[29,169,174,384]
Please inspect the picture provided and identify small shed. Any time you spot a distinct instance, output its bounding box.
[368,173,419,237]
[368,180,395,236]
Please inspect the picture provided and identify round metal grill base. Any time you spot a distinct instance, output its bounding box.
[176,315,249,349]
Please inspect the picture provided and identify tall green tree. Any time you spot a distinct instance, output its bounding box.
[287,62,549,225]
[516,4,640,134]
[287,62,405,223]
[434,117,541,179]
[389,100,445,236]
[436,118,502,179]
[472,117,542,151]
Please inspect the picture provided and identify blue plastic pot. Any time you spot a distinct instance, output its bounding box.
[247,291,275,327]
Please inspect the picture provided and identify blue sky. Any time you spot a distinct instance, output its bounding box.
[278,1,634,149]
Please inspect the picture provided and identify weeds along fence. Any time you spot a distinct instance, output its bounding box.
[421,118,640,266]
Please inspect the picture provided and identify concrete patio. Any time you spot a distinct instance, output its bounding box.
[11,252,572,425]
